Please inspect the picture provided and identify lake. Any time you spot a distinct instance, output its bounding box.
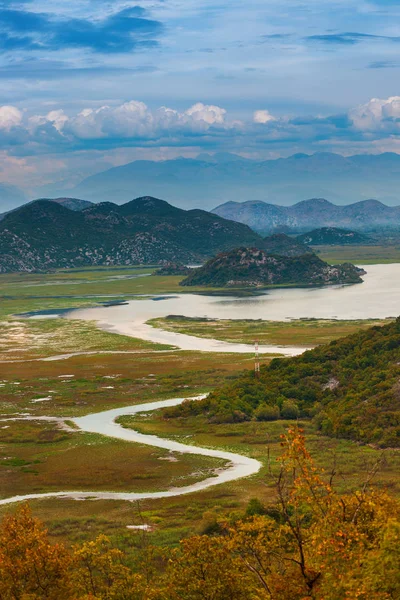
[65,263,400,355]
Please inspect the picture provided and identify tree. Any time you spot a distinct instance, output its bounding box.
[164,428,400,599]
[230,427,400,599]
[1,429,399,600]
[254,404,280,421]
[71,535,147,600]
[280,400,299,420]
[164,535,256,600]
[0,504,71,600]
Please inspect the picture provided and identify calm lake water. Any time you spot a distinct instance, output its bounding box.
[4,263,397,506]
[67,264,400,355]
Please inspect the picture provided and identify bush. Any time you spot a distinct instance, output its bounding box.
[254,404,280,421]
[281,400,299,420]
[210,410,249,424]
[246,498,267,516]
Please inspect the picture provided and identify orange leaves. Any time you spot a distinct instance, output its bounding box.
[0,503,71,599]
[0,429,399,600]
[71,534,140,599]
[165,534,256,600]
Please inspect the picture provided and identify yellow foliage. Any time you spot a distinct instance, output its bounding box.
[0,429,399,600]
[0,504,71,600]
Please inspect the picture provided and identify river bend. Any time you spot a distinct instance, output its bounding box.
[0,396,262,506]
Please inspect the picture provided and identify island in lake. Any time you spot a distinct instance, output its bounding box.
[180,247,366,288]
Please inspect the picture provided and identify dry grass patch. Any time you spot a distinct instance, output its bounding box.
[148,316,391,347]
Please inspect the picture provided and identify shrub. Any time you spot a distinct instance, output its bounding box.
[254,404,280,421]
[246,498,267,516]
[281,400,299,420]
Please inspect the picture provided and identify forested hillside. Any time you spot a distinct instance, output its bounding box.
[0,197,262,273]
[297,227,371,246]
[180,247,365,288]
[167,318,400,447]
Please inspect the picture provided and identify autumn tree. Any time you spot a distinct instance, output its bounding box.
[228,427,400,599]
[71,534,152,600]
[164,428,400,600]
[164,534,257,600]
[0,504,71,600]
[0,430,399,600]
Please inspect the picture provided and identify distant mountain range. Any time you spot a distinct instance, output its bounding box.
[39,152,400,209]
[213,198,400,234]
[180,248,365,288]
[0,196,263,273]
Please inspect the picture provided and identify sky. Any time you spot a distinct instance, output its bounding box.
[1,0,400,193]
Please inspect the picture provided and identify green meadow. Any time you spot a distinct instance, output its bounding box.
[0,265,398,554]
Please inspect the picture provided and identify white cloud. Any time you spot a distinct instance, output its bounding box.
[253,109,276,124]
[61,100,232,140]
[0,106,22,131]
[350,96,400,131]
[185,103,226,124]
[2,96,400,162]
[46,110,69,133]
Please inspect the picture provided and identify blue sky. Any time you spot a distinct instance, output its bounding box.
[1,0,400,192]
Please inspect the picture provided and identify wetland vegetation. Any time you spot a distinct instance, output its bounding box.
[148,316,390,347]
[0,264,399,600]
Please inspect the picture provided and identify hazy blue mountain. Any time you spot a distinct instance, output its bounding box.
[213,198,400,234]
[63,152,400,209]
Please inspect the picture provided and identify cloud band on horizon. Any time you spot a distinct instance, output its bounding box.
[0,97,399,158]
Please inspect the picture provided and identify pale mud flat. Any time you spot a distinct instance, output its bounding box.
[0,350,173,364]
[65,264,400,356]
[0,396,262,506]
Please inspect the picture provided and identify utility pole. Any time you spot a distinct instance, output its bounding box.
[255,339,260,379]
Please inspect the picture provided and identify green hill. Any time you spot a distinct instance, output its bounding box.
[263,233,312,256]
[180,247,365,288]
[0,197,263,273]
[167,318,400,447]
[297,227,371,246]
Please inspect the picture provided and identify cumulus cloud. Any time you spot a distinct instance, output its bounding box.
[1,96,400,157]
[253,109,276,124]
[350,96,400,131]
[58,101,233,141]
[0,100,238,155]
[0,105,22,130]
[185,103,226,125]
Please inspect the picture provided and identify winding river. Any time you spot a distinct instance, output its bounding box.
[0,396,262,506]
[2,263,399,506]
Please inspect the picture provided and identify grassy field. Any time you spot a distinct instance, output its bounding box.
[316,244,400,264]
[0,317,173,361]
[0,350,256,418]
[120,412,400,498]
[0,267,206,308]
[148,316,391,346]
[0,265,398,556]
[0,415,396,553]
[0,420,227,499]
